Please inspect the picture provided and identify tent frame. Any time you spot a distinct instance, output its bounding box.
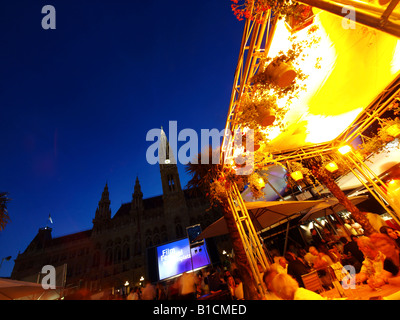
[220,0,400,299]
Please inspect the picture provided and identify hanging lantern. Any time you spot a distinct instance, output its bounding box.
[338,145,351,155]
[386,124,400,138]
[255,177,266,190]
[325,161,339,173]
[290,171,303,181]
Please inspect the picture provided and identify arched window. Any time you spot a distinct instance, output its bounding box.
[122,243,130,261]
[175,217,184,238]
[175,224,184,238]
[114,246,121,264]
[105,248,113,266]
[161,225,168,243]
[92,251,100,268]
[153,234,160,245]
[134,233,141,255]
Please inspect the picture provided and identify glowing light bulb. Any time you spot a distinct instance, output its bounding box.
[338,145,351,155]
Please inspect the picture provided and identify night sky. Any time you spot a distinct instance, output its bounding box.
[0,1,244,277]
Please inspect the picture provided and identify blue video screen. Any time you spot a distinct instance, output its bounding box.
[156,238,210,280]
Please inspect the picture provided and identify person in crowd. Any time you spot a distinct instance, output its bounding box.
[370,233,400,286]
[207,267,225,292]
[262,268,281,300]
[303,246,316,267]
[322,229,336,244]
[335,222,351,242]
[340,235,364,272]
[344,219,358,236]
[156,282,167,300]
[271,257,288,274]
[309,246,334,288]
[356,236,386,289]
[233,276,244,300]
[288,244,299,256]
[284,251,311,288]
[179,271,198,300]
[297,248,310,266]
[199,268,210,295]
[271,273,326,300]
[309,246,334,268]
[127,286,140,300]
[224,270,236,297]
[127,287,135,300]
[311,228,326,247]
[141,280,156,300]
[167,278,180,300]
[351,219,364,235]
[328,245,342,263]
[380,226,400,248]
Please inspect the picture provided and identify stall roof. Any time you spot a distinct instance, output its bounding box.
[264,10,400,154]
[196,199,326,240]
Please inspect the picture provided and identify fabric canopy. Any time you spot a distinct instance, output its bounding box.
[299,195,369,223]
[263,10,400,153]
[196,199,326,240]
[0,278,51,300]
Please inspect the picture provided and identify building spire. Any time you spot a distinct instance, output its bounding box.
[159,127,176,165]
[134,176,143,196]
[93,182,111,227]
[101,182,110,201]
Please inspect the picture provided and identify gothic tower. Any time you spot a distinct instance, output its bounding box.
[159,127,189,238]
[131,176,144,223]
[92,183,111,235]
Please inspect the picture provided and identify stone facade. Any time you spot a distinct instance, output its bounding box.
[11,130,230,293]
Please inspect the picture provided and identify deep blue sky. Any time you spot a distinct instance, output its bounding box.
[0,1,244,277]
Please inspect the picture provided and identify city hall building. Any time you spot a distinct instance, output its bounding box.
[11,129,228,293]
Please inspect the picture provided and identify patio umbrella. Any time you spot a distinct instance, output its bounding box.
[0,278,50,300]
[241,165,288,202]
[299,195,369,223]
[196,199,326,240]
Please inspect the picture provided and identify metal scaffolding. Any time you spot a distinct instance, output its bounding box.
[221,0,400,298]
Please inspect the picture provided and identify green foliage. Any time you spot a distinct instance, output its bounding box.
[0,192,11,231]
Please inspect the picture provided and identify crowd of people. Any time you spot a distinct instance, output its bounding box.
[101,218,400,301]
[261,222,400,300]
[122,264,244,301]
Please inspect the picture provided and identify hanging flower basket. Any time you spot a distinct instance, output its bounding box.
[256,105,276,127]
[264,60,297,88]
[236,92,282,129]
[285,4,315,33]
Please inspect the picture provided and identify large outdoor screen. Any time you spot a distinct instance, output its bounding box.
[156,238,210,280]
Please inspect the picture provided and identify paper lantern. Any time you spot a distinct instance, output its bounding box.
[255,177,266,189]
[386,124,400,138]
[325,161,339,173]
[290,171,303,181]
